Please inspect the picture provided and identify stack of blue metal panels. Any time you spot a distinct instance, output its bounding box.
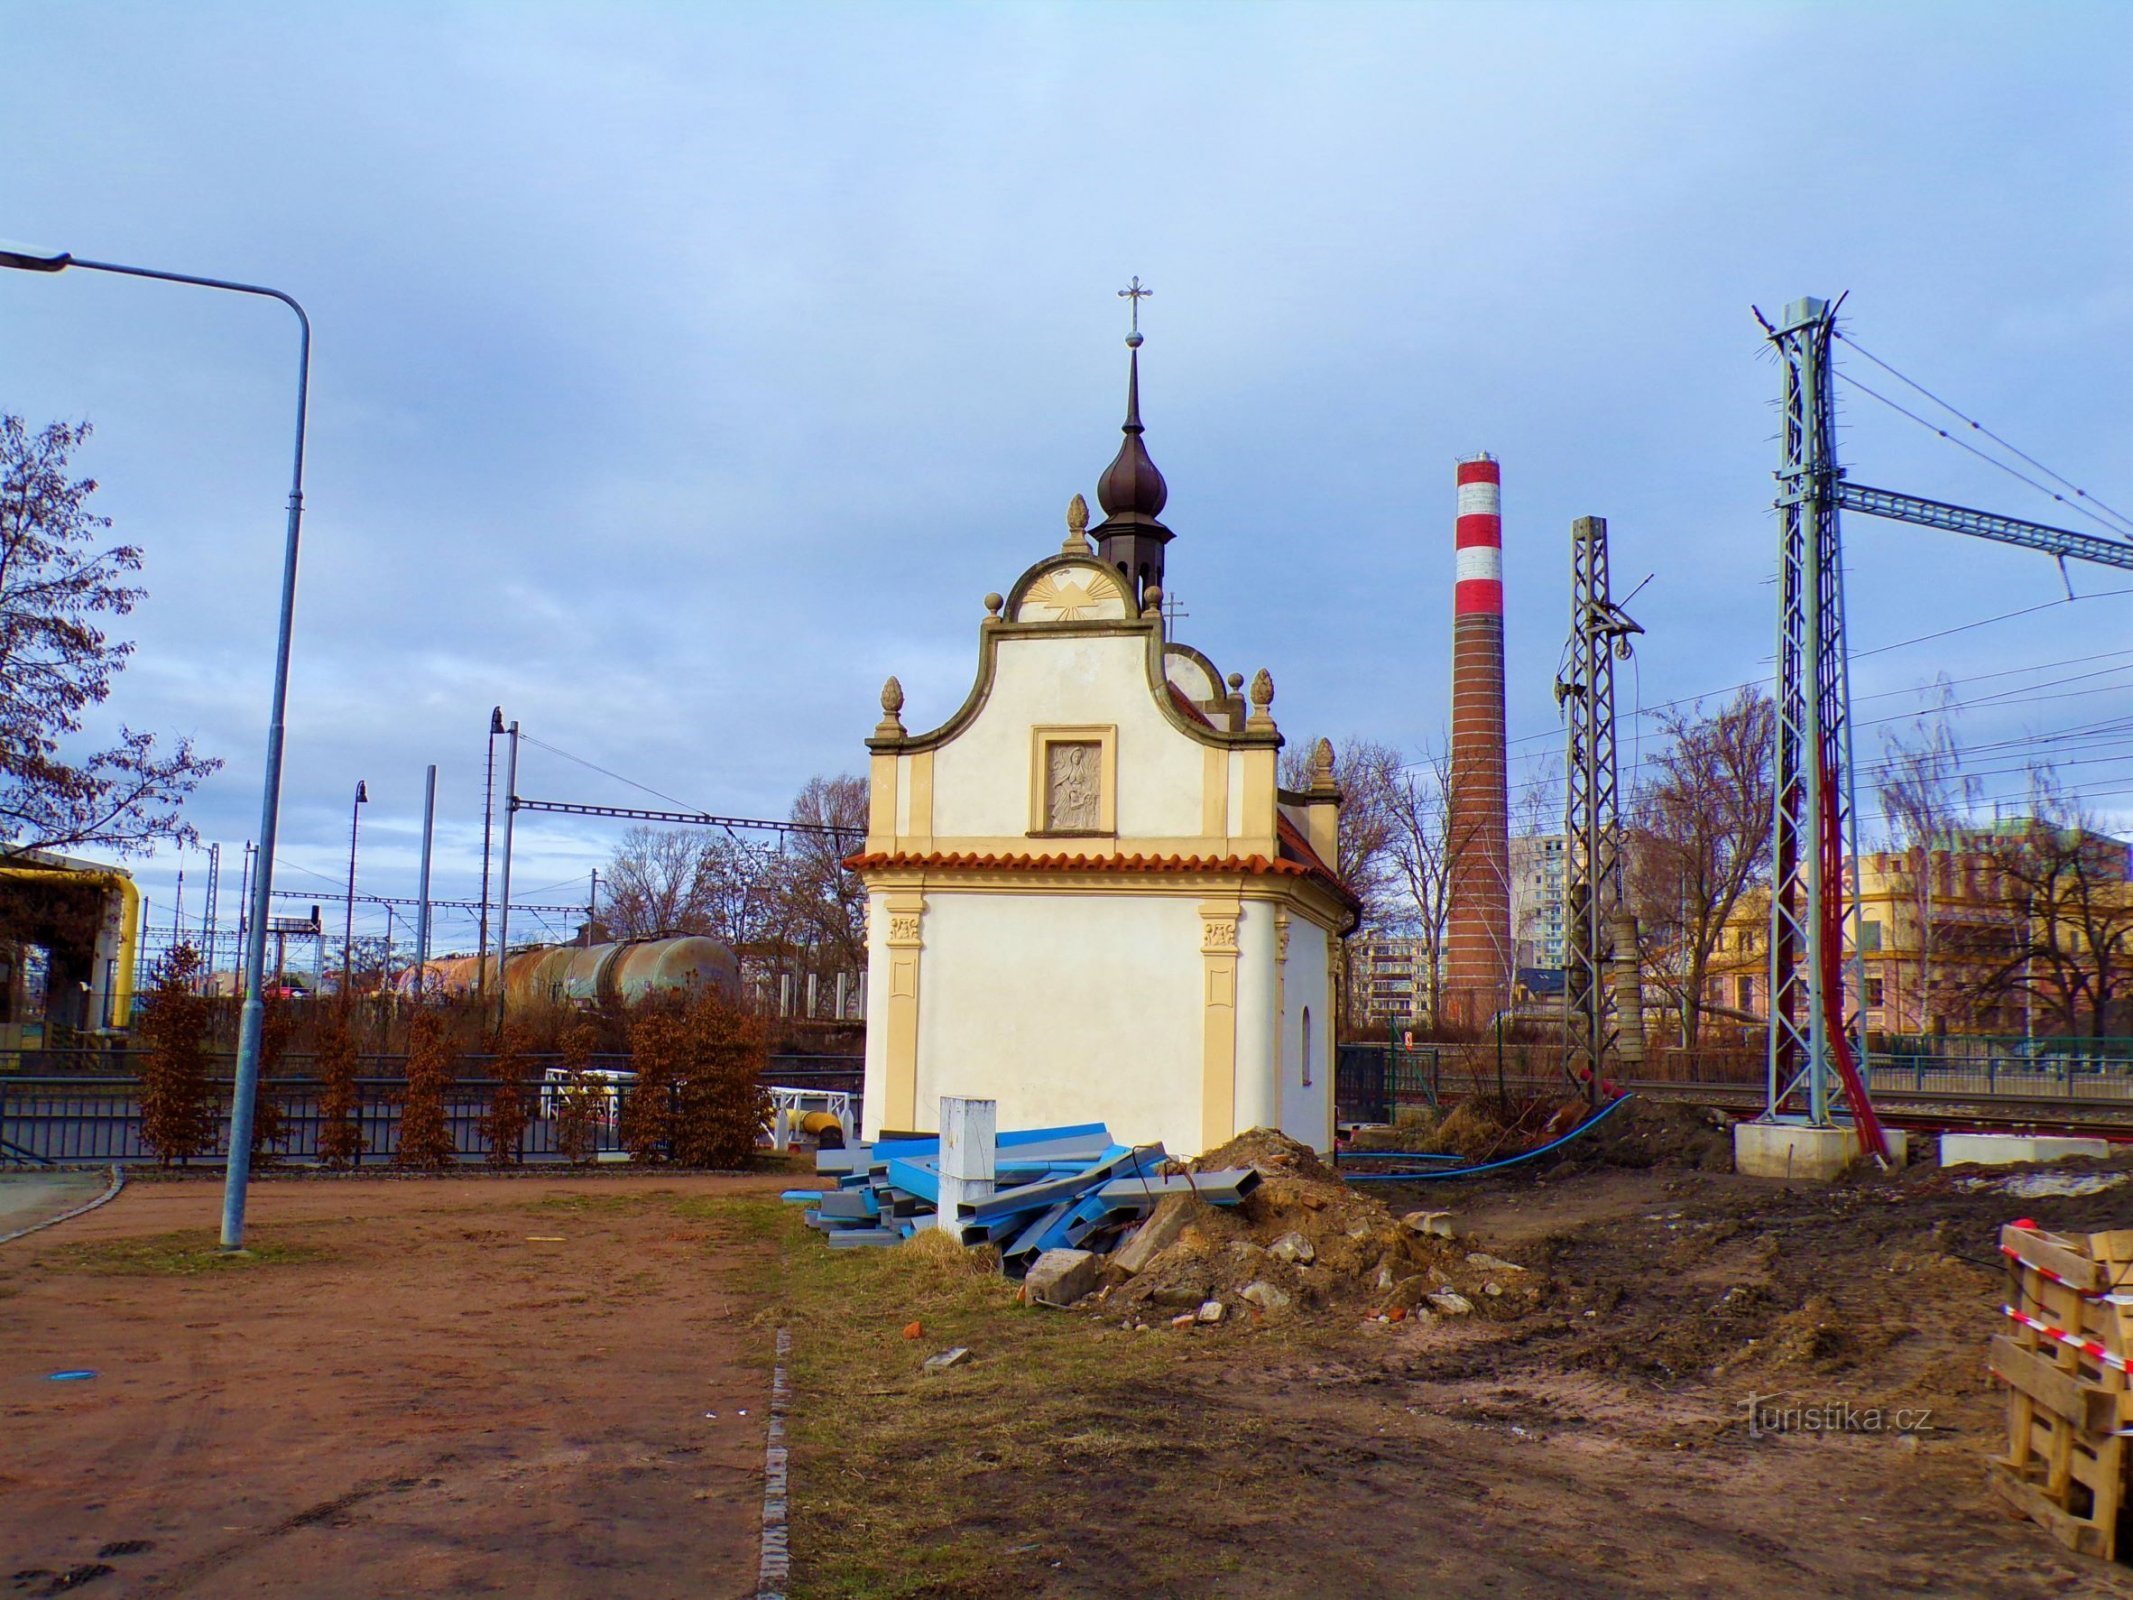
[782,1121,1260,1275]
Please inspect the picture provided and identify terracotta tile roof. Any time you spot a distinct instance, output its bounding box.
[844,842,1359,916]
[1165,681,1217,729]
[1275,812,1338,882]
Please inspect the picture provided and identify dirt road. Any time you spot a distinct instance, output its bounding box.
[0,1173,783,1599]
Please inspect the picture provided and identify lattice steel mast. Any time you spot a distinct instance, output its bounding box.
[1755,295,2133,1152]
[1558,516,1642,1101]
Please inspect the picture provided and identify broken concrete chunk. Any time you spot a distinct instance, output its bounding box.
[1384,1274,1435,1312]
[1268,1232,1316,1266]
[1196,1300,1224,1324]
[1465,1251,1525,1273]
[1112,1194,1194,1276]
[1426,1290,1474,1316]
[1240,1281,1293,1312]
[1024,1247,1101,1308]
[1483,1281,1504,1298]
[1149,1283,1210,1310]
[923,1347,973,1375]
[1403,1210,1456,1239]
[1169,1311,1198,1329]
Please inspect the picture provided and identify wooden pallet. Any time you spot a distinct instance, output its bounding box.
[1988,1224,2133,1559]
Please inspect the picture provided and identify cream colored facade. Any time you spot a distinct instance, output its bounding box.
[850,500,1356,1155]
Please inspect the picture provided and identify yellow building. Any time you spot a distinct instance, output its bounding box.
[1704,832,2132,1038]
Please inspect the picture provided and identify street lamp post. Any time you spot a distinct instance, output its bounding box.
[0,241,311,1251]
[343,781,369,989]
[493,717,521,1030]
[478,707,503,997]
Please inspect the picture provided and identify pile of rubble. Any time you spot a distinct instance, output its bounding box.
[1033,1129,1548,1328]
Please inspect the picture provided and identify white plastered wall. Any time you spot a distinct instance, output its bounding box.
[927,634,1206,841]
[908,890,1207,1154]
[1277,919,1336,1149]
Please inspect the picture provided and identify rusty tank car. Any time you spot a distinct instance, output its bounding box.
[401,935,739,1012]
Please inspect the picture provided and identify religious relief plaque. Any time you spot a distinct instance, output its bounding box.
[1043,740,1103,832]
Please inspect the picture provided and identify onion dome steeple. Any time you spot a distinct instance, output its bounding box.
[1090,276,1173,611]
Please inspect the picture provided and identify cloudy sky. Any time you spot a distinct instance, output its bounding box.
[7,0,2131,961]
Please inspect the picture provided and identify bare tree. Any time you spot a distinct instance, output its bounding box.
[769,774,868,976]
[1515,751,1562,841]
[1285,737,1408,1031]
[1950,777,2133,1040]
[1626,688,1775,1048]
[1873,680,1979,1032]
[1282,737,1405,930]
[603,826,717,938]
[697,833,780,949]
[1386,745,1454,1026]
[1,415,220,860]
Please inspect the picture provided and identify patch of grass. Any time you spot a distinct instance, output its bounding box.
[746,1205,1205,1599]
[47,1230,328,1276]
[674,1194,791,1244]
[526,1191,664,1215]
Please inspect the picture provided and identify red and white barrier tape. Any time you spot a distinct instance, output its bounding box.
[2003,1302,2132,1374]
[1998,1243,2133,1303]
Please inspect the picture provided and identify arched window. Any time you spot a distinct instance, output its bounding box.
[1301,1005,1313,1086]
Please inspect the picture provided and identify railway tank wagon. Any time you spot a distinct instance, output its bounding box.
[403,935,740,1012]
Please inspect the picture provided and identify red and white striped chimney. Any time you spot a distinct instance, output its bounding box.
[1444,454,1511,1027]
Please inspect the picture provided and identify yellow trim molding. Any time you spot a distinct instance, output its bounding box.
[1199,897,1242,1150]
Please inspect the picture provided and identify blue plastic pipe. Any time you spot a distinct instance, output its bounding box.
[1340,1094,1636,1182]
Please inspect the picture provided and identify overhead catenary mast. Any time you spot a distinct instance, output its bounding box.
[1557,516,1643,1101]
[1754,295,2133,1162]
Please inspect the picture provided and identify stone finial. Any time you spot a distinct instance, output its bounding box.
[876,675,906,737]
[1226,672,1244,692]
[1063,492,1092,553]
[984,592,1004,618]
[1141,583,1163,620]
[1313,737,1335,781]
[1246,668,1276,730]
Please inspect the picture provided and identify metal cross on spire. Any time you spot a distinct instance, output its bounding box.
[1118,275,1152,343]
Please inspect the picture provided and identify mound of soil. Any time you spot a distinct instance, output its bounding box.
[1196,1127,1338,1184]
[1096,1129,1547,1326]
[1562,1096,1737,1172]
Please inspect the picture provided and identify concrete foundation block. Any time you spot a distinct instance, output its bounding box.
[1112,1194,1192,1276]
[1023,1247,1100,1307]
[1940,1132,2110,1168]
[1733,1120,1906,1180]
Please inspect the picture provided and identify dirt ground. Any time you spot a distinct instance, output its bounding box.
[776,1117,2133,1599]
[0,1172,787,1600]
[13,1126,2133,1599]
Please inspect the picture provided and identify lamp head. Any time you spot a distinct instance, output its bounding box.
[490,707,505,735]
[355,780,369,804]
[0,241,72,273]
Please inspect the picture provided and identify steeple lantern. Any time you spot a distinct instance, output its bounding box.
[1090,276,1173,611]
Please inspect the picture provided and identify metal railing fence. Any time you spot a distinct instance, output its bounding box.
[1,1055,864,1167]
[1333,1036,2133,1123]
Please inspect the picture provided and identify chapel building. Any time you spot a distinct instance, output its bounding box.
[848,330,1358,1155]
